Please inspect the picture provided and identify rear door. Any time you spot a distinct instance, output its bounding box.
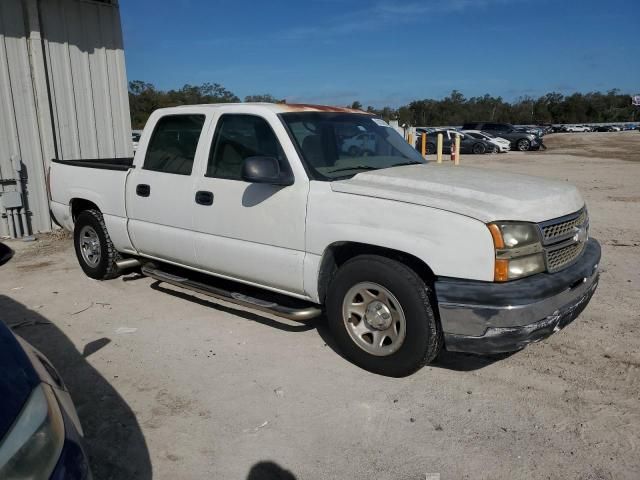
[191,111,309,294]
[126,111,209,265]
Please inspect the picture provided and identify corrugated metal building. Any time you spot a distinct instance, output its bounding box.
[0,0,131,238]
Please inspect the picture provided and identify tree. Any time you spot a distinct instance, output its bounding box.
[129,82,637,129]
[128,81,240,128]
[245,94,284,103]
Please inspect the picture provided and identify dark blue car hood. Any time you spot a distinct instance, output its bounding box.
[0,321,40,440]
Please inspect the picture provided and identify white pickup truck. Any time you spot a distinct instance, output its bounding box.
[49,103,600,376]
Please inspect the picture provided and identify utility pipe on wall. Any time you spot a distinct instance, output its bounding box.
[11,155,29,237]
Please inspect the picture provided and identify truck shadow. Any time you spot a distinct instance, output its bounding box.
[150,282,316,333]
[0,295,152,480]
[315,321,513,373]
[148,283,511,374]
[247,461,297,479]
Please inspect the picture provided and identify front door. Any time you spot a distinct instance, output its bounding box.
[192,113,308,294]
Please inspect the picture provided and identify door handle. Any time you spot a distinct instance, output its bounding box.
[195,190,214,206]
[136,184,150,197]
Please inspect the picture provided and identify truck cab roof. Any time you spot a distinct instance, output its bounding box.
[166,103,372,115]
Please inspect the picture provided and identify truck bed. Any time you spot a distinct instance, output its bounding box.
[51,157,134,171]
[49,157,134,235]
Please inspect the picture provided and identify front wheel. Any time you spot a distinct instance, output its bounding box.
[326,255,442,377]
[516,138,531,151]
[74,209,120,280]
[472,143,487,154]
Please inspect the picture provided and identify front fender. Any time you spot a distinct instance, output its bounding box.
[305,183,496,301]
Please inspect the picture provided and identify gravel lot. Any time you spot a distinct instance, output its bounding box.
[1,132,639,479]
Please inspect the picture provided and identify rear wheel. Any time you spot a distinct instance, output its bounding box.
[348,146,360,157]
[74,209,120,280]
[326,255,442,377]
[516,138,531,151]
[426,142,436,155]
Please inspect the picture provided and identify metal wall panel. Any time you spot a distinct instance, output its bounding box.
[0,0,44,236]
[0,0,131,236]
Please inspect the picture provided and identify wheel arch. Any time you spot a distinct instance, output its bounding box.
[317,241,436,304]
[70,198,101,221]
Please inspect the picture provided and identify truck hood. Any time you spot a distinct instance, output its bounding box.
[330,164,584,223]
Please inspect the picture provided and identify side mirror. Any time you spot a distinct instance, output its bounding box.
[241,156,293,186]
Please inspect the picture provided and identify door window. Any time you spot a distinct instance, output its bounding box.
[143,115,206,175]
[207,114,288,180]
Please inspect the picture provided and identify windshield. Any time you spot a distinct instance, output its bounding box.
[280,112,425,180]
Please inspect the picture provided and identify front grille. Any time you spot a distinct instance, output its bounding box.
[540,208,589,273]
[542,209,587,244]
[546,241,586,273]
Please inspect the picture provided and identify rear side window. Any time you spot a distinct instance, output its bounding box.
[143,114,206,175]
[206,114,287,180]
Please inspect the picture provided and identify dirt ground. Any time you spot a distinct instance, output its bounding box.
[1,132,639,480]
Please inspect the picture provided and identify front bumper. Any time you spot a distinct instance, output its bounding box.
[435,239,601,354]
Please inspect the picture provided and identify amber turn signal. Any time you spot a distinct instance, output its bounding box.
[488,223,505,249]
[494,259,510,282]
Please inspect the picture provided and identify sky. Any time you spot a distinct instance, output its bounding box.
[120,0,640,108]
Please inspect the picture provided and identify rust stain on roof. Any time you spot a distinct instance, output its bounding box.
[276,103,373,114]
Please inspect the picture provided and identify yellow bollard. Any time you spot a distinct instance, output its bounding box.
[437,133,443,163]
[408,133,414,146]
[454,134,461,165]
[421,133,427,159]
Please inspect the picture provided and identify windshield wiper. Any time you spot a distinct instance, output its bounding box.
[327,165,381,175]
[388,161,423,167]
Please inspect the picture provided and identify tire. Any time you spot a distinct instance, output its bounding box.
[348,146,360,157]
[73,209,121,280]
[472,143,486,154]
[426,142,436,155]
[326,255,442,377]
[516,138,531,151]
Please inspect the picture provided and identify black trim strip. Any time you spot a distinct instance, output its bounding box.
[51,157,134,171]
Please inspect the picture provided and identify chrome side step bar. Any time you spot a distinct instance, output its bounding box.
[141,264,322,322]
[116,258,142,271]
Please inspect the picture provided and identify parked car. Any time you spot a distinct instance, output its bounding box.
[415,129,495,154]
[461,130,511,152]
[594,125,615,132]
[610,125,622,132]
[564,125,591,132]
[516,126,544,137]
[461,122,542,151]
[537,124,554,135]
[49,104,600,376]
[0,243,91,479]
[341,132,377,156]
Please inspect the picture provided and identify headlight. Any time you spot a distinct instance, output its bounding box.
[488,222,545,281]
[0,384,65,479]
